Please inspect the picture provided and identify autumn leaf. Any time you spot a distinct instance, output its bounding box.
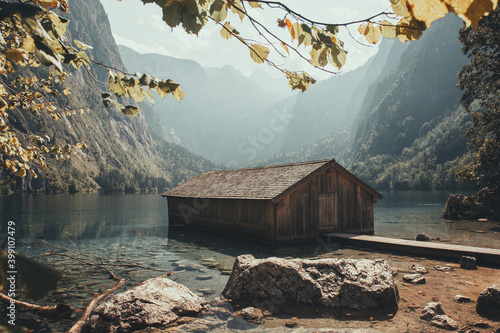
[210,0,227,23]
[162,0,183,28]
[380,20,397,39]
[74,39,93,50]
[15,168,26,178]
[249,44,269,64]
[444,0,498,29]
[408,0,449,27]
[358,22,382,44]
[248,2,262,8]
[121,105,139,116]
[22,36,36,53]
[220,21,237,39]
[281,42,289,55]
[6,48,28,64]
[172,87,185,102]
[390,0,412,17]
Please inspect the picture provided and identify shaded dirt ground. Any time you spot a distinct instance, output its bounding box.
[257,246,500,333]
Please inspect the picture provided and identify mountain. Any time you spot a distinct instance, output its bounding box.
[352,14,468,161]
[118,45,297,166]
[2,0,216,194]
[248,14,472,191]
[277,38,409,155]
[348,14,470,190]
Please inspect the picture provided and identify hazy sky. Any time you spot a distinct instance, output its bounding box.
[100,0,391,80]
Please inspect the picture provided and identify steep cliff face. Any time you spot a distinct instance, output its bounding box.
[351,14,468,161]
[3,0,215,194]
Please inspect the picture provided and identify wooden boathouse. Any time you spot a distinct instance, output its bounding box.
[162,159,382,243]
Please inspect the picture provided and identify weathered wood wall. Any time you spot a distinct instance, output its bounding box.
[167,197,275,242]
[274,166,374,242]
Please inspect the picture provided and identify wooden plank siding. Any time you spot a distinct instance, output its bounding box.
[163,159,382,243]
[168,196,275,242]
[273,166,376,242]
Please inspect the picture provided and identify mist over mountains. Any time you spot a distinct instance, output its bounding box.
[2,0,473,194]
[120,14,471,190]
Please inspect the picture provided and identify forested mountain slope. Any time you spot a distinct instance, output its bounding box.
[349,14,470,190]
[250,15,471,191]
[2,0,216,194]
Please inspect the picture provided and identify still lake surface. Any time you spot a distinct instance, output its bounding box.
[0,191,499,331]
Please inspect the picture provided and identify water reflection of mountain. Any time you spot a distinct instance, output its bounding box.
[0,194,169,241]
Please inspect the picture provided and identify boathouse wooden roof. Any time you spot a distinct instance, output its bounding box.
[162,159,382,202]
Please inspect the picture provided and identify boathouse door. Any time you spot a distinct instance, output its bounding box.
[318,192,338,232]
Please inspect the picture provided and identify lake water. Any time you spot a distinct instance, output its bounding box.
[0,191,499,332]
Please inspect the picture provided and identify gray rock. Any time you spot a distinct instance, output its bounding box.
[435,265,454,272]
[459,256,477,270]
[453,294,472,303]
[234,307,264,324]
[431,315,458,330]
[421,302,458,330]
[476,284,500,320]
[403,273,426,284]
[222,255,399,316]
[421,302,445,320]
[85,276,209,333]
[411,264,429,274]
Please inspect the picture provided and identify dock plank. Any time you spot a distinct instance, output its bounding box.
[322,233,500,265]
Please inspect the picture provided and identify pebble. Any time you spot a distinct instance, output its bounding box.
[453,294,472,303]
[411,264,429,274]
[403,273,426,284]
[198,288,215,295]
[435,265,454,272]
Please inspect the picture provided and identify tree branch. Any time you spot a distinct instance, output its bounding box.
[0,292,72,319]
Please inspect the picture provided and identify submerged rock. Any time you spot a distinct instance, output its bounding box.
[234,307,264,324]
[222,255,399,316]
[416,233,430,241]
[85,276,209,333]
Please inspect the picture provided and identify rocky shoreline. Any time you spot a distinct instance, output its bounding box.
[84,253,500,333]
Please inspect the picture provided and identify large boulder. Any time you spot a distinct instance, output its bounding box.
[443,187,500,220]
[476,284,500,320]
[222,255,399,316]
[85,276,209,333]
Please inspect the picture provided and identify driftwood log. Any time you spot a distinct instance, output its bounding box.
[67,278,126,333]
[0,292,72,319]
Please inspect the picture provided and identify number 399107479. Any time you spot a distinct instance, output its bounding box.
[7,221,16,271]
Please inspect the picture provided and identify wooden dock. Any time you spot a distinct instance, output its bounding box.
[322,233,500,266]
